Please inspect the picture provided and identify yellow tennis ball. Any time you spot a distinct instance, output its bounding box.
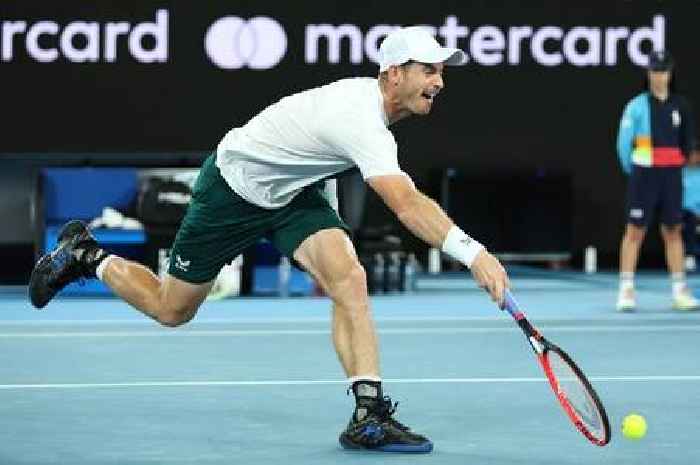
[622,414,647,440]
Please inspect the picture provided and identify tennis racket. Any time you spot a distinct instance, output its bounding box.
[502,289,611,446]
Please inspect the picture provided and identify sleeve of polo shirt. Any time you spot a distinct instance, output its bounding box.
[617,98,637,175]
[328,121,407,180]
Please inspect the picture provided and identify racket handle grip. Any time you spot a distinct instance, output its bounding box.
[502,289,524,320]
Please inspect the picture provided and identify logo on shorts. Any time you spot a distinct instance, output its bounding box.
[204,16,287,70]
[174,254,191,272]
[630,208,644,219]
[672,109,681,127]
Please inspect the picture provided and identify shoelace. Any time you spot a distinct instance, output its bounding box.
[48,239,90,289]
[345,388,411,432]
[377,396,410,432]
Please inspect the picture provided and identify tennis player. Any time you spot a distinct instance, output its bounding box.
[29,26,510,453]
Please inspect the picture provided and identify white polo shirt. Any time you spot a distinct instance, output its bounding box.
[215,77,405,209]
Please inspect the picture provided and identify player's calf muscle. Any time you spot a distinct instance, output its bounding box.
[103,258,200,326]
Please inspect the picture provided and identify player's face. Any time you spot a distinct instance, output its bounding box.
[397,62,445,115]
[648,69,671,92]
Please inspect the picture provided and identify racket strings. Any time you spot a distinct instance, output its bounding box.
[547,351,605,438]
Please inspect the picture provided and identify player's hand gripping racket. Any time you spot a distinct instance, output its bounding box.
[502,289,611,446]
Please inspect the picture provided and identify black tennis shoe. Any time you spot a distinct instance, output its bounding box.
[29,220,101,309]
[339,396,433,453]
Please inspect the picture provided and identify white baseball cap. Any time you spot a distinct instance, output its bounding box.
[377,26,465,72]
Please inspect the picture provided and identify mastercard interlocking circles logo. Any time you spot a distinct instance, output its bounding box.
[205,16,287,70]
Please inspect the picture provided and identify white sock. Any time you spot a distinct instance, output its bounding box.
[620,272,635,291]
[95,254,117,281]
[671,272,686,296]
[347,374,381,385]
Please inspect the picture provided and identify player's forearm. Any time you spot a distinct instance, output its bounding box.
[395,190,453,248]
[369,176,485,268]
[396,190,486,269]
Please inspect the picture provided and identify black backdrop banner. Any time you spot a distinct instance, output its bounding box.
[2,1,699,262]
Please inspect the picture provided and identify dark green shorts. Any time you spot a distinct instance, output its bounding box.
[168,154,350,284]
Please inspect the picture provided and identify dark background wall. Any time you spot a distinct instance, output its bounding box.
[2,1,698,279]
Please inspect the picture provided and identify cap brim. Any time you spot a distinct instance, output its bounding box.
[412,47,465,66]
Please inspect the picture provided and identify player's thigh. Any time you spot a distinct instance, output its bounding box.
[626,167,660,227]
[168,153,272,284]
[269,183,355,287]
[659,168,683,227]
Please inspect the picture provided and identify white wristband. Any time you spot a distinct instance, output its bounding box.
[441,226,485,269]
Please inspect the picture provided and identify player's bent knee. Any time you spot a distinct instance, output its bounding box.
[157,302,198,327]
[158,311,195,328]
[153,277,210,327]
[343,263,368,292]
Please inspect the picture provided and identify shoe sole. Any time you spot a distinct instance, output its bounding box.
[339,436,433,453]
[28,252,57,309]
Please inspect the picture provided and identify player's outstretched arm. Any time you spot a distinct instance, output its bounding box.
[368,174,509,306]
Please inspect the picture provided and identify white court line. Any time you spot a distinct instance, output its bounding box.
[1,325,700,338]
[1,376,699,390]
[5,313,700,325]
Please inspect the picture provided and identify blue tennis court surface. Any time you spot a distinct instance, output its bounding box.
[1,270,699,464]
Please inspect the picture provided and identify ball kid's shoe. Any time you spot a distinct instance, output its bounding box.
[616,287,636,312]
[672,286,699,311]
